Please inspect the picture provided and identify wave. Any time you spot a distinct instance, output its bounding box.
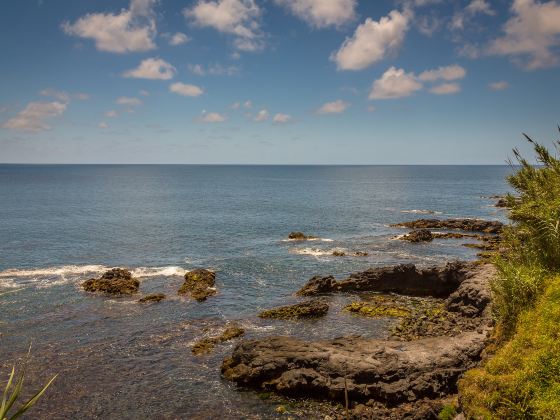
[289,247,346,257]
[0,264,186,289]
[281,238,334,242]
[401,209,442,215]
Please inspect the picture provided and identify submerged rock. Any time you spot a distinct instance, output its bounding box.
[82,268,139,295]
[392,218,503,234]
[402,229,434,242]
[353,251,369,257]
[288,232,317,240]
[296,262,473,298]
[258,300,329,319]
[331,250,346,257]
[192,325,245,355]
[178,269,216,301]
[138,293,166,303]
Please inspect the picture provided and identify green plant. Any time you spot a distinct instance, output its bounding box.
[1,348,57,420]
[438,403,457,420]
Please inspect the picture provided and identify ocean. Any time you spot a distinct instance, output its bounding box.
[0,164,511,418]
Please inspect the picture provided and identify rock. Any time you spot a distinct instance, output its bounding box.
[332,250,346,257]
[178,269,216,301]
[288,232,317,240]
[192,324,245,355]
[345,301,410,318]
[258,300,329,319]
[495,198,509,208]
[296,262,474,298]
[138,293,166,303]
[353,251,369,257]
[82,268,139,295]
[391,219,503,234]
[296,276,338,296]
[402,229,434,242]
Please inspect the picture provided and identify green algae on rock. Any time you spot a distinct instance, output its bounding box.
[138,293,166,303]
[344,301,411,318]
[82,268,139,295]
[258,300,329,319]
[178,269,216,301]
[192,325,245,355]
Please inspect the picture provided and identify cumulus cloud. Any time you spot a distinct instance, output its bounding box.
[418,64,466,81]
[272,113,292,123]
[184,0,264,52]
[188,63,240,76]
[317,100,349,114]
[123,58,176,80]
[169,82,204,97]
[489,81,510,90]
[198,111,226,122]
[275,0,356,28]
[116,96,143,106]
[369,67,422,99]
[254,109,269,122]
[2,101,66,132]
[62,0,157,53]
[164,32,190,46]
[429,82,461,95]
[450,0,495,31]
[488,0,560,70]
[331,10,409,71]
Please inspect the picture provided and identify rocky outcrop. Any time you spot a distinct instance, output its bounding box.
[402,229,434,242]
[223,264,495,406]
[82,268,139,295]
[391,219,503,234]
[178,269,216,301]
[288,232,318,240]
[138,293,165,303]
[259,300,329,319]
[192,325,245,355]
[296,262,473,298]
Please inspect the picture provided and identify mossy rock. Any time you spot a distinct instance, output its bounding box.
[178,269,217,301]
[192,324,245,355]
[345,301,411,318]
[259,300,329,319]
[82,268,139,295]
[138,293,165,303]
[402,229,434,243]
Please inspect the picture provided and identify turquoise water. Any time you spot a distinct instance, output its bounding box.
[0,165,511,418]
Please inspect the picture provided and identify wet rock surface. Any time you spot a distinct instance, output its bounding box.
[259,300,329,319]
[223,264,495,409]
[391,218,503,234]
[178,269,216,301]
[138,293,166,303]
[288,232,317,240]
[296,262,473,298]
[82,268,139,295]
[402,229,434,242]
[192,324,245,355]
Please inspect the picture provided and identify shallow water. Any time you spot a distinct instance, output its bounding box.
[0,165,511,418]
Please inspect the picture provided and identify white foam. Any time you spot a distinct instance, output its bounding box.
[131,266,185,278]
[401,209,442,215]
[289,247,346,257]
[0,264,109,279]
[281,238,334,242]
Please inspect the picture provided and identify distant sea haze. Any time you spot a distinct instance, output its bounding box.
[0,164,511,417]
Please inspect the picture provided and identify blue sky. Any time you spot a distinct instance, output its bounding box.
[1,0,559,164]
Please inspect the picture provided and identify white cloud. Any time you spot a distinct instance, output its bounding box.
[254,109,269,122]
[2,101,66,132]
[188,63,240,76]
[139,89,150,96]
[272,113,292,123]
[169,82,204,97]
[184,0,264,52]
[116,96,143,106]
[198,111,226,122]
[317,99,349,114]
[244,100,252,108]
[368,67,422,99]
[105,110,118,118]
[331,10,409,71]
[451,0,495,31]
[488,0,560,69]
[98,121,109,129]
[62,0,157,53]
[418,64,466,81]
[275,0,356,28]
[123,58,176,80]
[429,82,461,95]
[489,81,510,90]
[165,32,190,46]
[40,88,89,102]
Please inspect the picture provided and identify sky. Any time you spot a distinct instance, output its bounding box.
[0,0,559,164]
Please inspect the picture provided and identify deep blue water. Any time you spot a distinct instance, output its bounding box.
[0,165,511,418]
